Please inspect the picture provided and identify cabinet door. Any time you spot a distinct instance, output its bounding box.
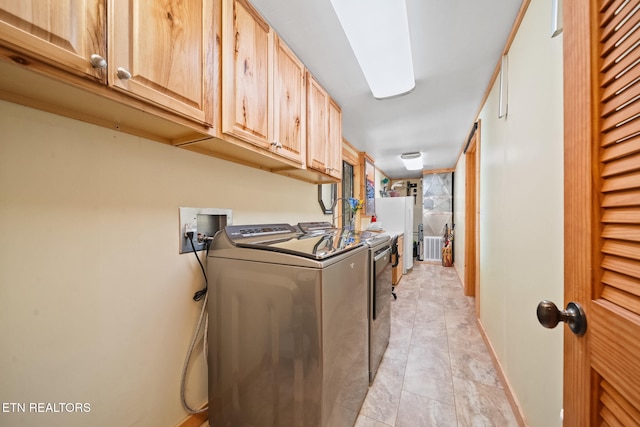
[0,0,106,81]
[273,34,305,165]
[109,0,214,126]
[327,99,342,179]
[306,73,329,173]
[221,0,271,148]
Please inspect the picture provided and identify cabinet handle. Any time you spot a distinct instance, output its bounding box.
[271,141,283,149]
[89,54,107,69]
[116,67,132,80]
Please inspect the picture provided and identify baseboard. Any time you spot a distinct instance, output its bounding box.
[415,260,441,265]
[475,318,528,427]
[452,262,463,284]
[175,406,208,427]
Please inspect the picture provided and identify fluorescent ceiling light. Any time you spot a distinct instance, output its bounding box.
[330,0,415,99]
[401,152,423,170]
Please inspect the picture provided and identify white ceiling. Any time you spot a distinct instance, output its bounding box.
[250,0,524,178]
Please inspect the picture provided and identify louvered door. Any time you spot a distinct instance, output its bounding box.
[564,0,640,425]
[596,0,640,423]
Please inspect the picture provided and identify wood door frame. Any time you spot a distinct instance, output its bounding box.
[464,121,481,318]
[338,139,360,228]
[563,0,598,424]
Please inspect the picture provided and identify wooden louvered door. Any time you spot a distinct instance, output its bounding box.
[564,0,640,425]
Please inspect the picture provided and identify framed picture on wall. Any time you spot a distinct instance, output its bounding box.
[365,158,375,216]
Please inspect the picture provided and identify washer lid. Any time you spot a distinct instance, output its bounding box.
[296,222,390,246]
[224,223,365,260]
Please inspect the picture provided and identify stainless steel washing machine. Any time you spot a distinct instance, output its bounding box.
[207,223,369,427]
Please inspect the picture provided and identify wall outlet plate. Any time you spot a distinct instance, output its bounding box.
[179,207,233,254]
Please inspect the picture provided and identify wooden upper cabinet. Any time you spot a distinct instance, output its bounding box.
[0,0,107,81]
[221,0,272,148]
[306,72,329,174]
[307,72,342,180]
[273,34,306,166]
[109,0,214,126]
[0,0,214,127]
[0,0,343,183]
[327,99,342,180]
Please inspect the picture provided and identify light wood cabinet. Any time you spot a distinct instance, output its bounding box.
[221,0,305,166]
[221,0,272,148]
[272,34,306,166]
[327,99,342,179]
[307,72,342,180]
[0,0,343,184]
[109,0,214,125]
[392,234,404,285]
[0,0,214,126]
[0,0,107,81]
[306,73,329,173]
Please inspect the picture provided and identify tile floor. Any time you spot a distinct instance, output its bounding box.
[355,262,517,427]
[201,262,517,427]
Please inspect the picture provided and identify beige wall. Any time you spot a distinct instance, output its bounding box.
[375,168,387,198]
[0,100,326,426]
[453,156,466,280]
[454,1,564,426]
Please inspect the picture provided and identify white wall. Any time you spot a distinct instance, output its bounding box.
[0,101,326,427]
[454,1,564,426]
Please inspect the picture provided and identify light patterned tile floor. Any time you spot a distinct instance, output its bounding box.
[201,263,517,427]
[356,263,517,427]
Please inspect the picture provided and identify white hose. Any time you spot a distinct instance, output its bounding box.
[180,292,208,414]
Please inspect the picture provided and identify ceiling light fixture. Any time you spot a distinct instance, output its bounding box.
[329,0,415,99]
[400,152,423,170]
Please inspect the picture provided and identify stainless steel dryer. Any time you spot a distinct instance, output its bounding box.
[298,223,392,384]
[362,231,392,383]
[207,224,369,427]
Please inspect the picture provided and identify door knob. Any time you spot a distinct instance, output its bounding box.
[536,300,586,336]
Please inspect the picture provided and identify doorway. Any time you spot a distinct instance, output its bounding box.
[341,160,354,226]
[464,122,480,317]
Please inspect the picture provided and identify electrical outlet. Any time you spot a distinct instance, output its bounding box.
[184,223,197,237]
[179,207,233,254]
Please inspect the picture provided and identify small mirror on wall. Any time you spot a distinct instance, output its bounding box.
[318,184,337,214]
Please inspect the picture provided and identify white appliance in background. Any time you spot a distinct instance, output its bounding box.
[375,196,414,272]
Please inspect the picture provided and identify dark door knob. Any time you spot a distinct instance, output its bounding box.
[536,300,587,336]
